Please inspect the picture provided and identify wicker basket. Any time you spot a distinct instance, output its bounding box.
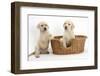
[51,35,87,55]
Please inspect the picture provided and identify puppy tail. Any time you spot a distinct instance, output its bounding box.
[28,52,35,57]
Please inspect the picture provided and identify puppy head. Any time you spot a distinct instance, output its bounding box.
[63,20,75,31]
[37,21,49,32]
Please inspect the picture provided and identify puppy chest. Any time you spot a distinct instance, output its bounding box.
[39,40,49,49]
[40,35,49,41]
[64,32,74,40]
[39,35,49,43]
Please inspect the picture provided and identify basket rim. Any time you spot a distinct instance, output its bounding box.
[75,35,87,38]
[51,35,87,40]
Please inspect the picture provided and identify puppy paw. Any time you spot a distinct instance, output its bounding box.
[63,44,67,48]
[60,38,63,42]
[72,35,75,39]
[35,55,40,58]
[64,46,67,48]
[46,51,49,54]
[49,34,54,40]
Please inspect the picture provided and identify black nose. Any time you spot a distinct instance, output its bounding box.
[44,27,47,30]
[65,26,67,30]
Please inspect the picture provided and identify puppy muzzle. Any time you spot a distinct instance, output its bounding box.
[44,27,47,31]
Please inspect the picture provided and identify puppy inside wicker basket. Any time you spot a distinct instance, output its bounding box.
[51,20,87,55]
[60,20,75,48]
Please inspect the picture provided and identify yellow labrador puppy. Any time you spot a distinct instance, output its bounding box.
[62,20,75,48]
[30,21,52,58]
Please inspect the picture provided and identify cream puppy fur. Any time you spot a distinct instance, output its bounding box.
[30,21,53,58]
[62,20,75,48]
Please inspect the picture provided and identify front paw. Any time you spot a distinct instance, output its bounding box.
[35,55,40,58]
[60,38,63,42]
[46,51,49,54]
[63,43,67,48]
[40,51,49,54]
[72,35,75,39]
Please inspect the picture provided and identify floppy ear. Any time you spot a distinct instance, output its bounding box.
[71,23,75,30]
[37,24,40,29]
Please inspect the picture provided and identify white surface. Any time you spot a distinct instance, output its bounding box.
[0,0,100,76]
[20,6,94,70]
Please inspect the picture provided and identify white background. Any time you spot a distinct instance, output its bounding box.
[0,0,100,76]
[20,7,94,70]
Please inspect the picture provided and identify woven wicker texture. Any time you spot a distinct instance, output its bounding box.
[51,35,87,55]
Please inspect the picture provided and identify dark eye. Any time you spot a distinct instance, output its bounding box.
[68,23,70,26]
[41,25,43,27]
[45,24,47,26]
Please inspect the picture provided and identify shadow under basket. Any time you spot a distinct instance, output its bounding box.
[51,35,87,55]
